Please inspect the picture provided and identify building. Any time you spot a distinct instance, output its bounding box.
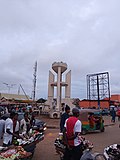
[79,94,120,109]
[79,99,109,109]
[0,93,32,105]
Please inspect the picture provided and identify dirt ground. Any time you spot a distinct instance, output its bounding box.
[33,115,120,160]
[33,115,60,160]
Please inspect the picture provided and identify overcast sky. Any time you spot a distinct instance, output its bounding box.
[0,0,120,100]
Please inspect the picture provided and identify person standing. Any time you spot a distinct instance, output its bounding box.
[0,117,5,139]
[3,112,21,147]
[110,107,116,123]
[20,112,30,134]
[13,112,19,135]
[63,107,83,160]
[30,112,36,127]
[60,105,70,132]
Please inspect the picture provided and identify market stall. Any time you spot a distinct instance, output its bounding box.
[0,130,44,160]
[0,146,32,160]
[21,131,44,155]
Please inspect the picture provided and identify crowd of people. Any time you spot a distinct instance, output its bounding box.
[0,107,36,147]
[0,103,120,160]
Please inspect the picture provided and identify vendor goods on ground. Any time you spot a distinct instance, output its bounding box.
[0,130,44,160]
[0,146,31,160]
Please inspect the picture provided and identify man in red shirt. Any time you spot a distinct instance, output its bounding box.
[63,107,83,160]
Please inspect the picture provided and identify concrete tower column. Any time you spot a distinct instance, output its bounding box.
[56,66,61,111]
[48,71,54,99]
[65,70,71,98]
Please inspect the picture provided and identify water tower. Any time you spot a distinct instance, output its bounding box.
[47,62,71,118]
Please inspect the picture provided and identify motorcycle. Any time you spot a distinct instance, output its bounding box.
[54,134,94,160]
[104,144,120,160]
[54,133,108,160]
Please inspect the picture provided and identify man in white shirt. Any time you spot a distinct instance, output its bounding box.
[20,112,30,134]
[3,112,22,147]
[3,112,15,146]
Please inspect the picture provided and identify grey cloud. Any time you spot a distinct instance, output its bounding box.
[0,0,120,99]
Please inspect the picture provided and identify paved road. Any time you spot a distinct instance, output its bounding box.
[33,116,120,160]
[85,120,120,153]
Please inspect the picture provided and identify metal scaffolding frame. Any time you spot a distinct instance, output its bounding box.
[87,72,110,109]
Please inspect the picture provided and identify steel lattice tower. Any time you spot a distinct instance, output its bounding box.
[32,61,37,102]
[87,72,110,109]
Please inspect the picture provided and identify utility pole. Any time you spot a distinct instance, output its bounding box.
[32,61,37,103]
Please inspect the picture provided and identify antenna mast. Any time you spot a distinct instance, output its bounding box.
[32,61,37,102]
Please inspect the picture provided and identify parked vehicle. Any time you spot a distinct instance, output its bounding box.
[54,136,94,160]
[1,112,47,132]
[79,109,105,135]
[33,107,40,115]
[101,109,110,116]
[104,144,120,160]
[116,109,120,117]
[0,106,5,115]
[54,135,106,160]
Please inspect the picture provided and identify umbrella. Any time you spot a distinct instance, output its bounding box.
[110,105,115,108]
[37,98,47,103]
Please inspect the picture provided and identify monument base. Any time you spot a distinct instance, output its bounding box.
[49,111,61,119]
